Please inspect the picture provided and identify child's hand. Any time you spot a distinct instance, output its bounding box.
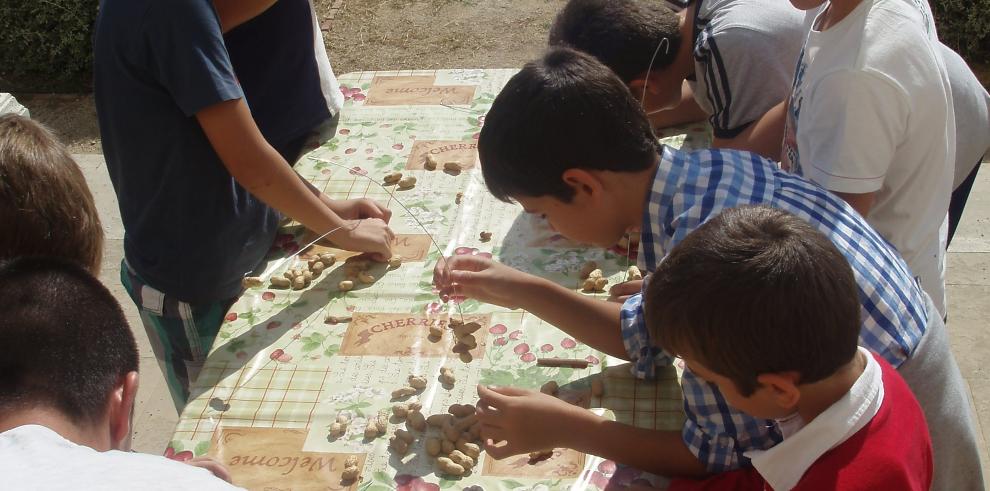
[476,385,586,459]
[326,197,392,223]
[332,218,395,261]
[608,280,643,303]
[433,254,533,308]
[184,456,233,482]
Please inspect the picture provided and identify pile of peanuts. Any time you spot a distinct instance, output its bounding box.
[423,154,465,174]
[579,261,609,293]
[384,171,416,190]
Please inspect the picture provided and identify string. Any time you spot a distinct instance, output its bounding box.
[640,37,671,111]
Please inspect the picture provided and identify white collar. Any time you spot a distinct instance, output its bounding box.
[743,348,883,491]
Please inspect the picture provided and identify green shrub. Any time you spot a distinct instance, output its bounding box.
[931,0,990,63]
[0,0,99,92]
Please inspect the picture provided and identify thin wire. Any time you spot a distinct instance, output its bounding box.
[259,222,356,281]
[640,37,671,107]
[312,157,467,325]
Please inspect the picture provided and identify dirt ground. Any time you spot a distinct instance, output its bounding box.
[13,0,564,154]
[11,0,989,154]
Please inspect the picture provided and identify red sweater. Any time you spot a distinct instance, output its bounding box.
[669,355,932,491]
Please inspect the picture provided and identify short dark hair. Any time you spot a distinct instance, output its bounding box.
[0,257,138,423]
[478,47,660,202]
[646,206,861,396]
[548,0,682,83]
[0,114,104,273]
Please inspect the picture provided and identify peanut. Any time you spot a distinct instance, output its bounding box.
[457,441,481,460]
[407,410,426,431]
[242,276,263,288]
[392,386,418,399]
[388,255,403,268]
[384,172,403,185]
[408,375,428,390]
[392,404,409,419]
[529,449,554,461]
[428,323,444,339]
[311,261,324,275]
[424,154,439,170]
[452,321,481,337]
[408,401,423,412]
[338,280,354,291]
[397,176,416,190]
[458,351,473,364]
[270,276,291,289]
[292,276,306,290]
[448,404,475,418]
[394,429,415,444]
[449,449,475,469]
[442,438,455,454]
[329,422,346,438]
[437,457,465,476]
[344,455,359,468]
[479,231,492,242]
[587,268,603,279]
[443,161,462,172]
[318,253,336,266]
[427,413,452,428]
[627,265,643,281]
[455,192,464,204]
[439,367,456,386]
[337,413,351,424]
[457,334,477,350]
[426,437,442,457]
[389,435,410,455]
[442,420,461,442]
[454,413,478,431]
[578,261,598,279]
[341,465,360,482]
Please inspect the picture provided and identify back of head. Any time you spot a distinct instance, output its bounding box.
[0,114,104,273]
[478,47,660,202]
[646,206,861,396]
[0,257,138,424]
[548,0,682,83]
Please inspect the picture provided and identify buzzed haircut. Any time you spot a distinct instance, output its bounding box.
[548,0,682,83]
[478,47,660,203]
[0,257,138,423]
[646,206,862,396]
[0,114,104,273]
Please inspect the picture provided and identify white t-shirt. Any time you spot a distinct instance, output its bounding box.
[0,425,243,490]
[782,0,954,315]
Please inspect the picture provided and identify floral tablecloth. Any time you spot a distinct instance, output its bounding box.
[167,69,712,491]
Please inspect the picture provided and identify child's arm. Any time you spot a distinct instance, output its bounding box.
[197,98,394,258]
[712,100,788,161]
[213,0,277,33]
[477,386,708,478]
[644,81,708,130]
[434,254,628,359]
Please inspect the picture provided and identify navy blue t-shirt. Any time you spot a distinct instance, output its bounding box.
[225,0,332,150]
[94,0,279,304]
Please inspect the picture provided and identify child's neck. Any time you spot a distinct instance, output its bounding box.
[817,0,864,31]
[795,349,867,424]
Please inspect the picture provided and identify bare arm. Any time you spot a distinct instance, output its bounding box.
[711,100,787,160]
[647,81,709,130]
[435,255,628,359]
[197,98,393,257]
[213,0,278,33]
[478,386,708,478]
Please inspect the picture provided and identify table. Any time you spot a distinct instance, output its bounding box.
[167,69,712,490]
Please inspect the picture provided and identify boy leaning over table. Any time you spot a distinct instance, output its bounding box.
[94,0,394,411]
[0,257,242,490]
[432,47,978,484]
[643,205,931,490]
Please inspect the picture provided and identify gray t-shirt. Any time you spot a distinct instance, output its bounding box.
[941,43,990,189]
[691,0,806,139]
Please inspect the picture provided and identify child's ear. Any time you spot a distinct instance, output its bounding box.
[561,169,604,203]
[756,372,801,410]
[108,371,139,450]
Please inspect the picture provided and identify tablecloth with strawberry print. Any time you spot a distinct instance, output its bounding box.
[166,69,713,491]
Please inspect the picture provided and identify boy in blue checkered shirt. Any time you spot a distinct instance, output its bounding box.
[434,47,981,483]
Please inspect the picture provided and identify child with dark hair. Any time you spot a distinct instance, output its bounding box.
[649,206,931,490]
[0,257,239,489]
[436,47,978,482]
[0,114,104,274]
[548,0,805,157]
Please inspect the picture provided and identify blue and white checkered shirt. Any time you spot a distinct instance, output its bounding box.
[621,146,930,472]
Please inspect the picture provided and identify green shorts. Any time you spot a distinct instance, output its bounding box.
[120,260,235,412]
